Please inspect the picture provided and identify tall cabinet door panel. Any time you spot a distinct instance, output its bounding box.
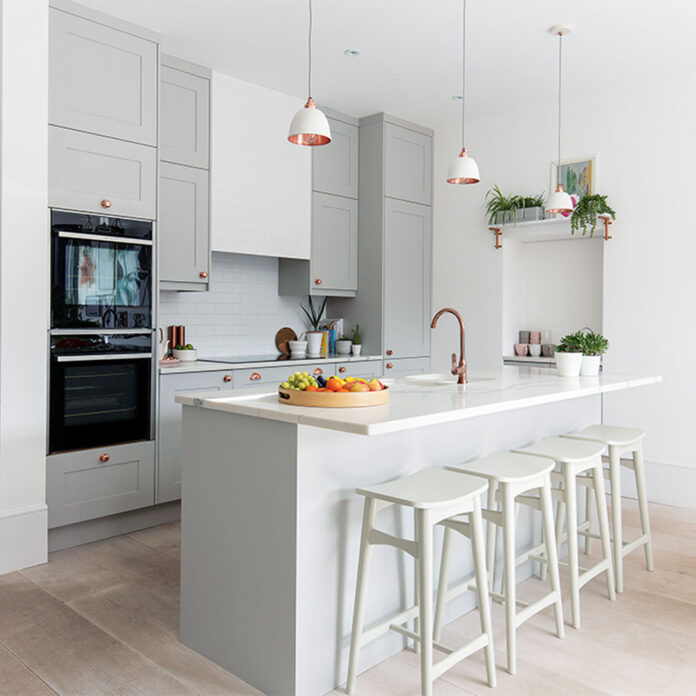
[311,193,358,294]
[384,199,432,358]
[160,65,210,168]
[48,126,157,219]
[312,119,358,198]
[384,123,432,205]
[159,163,210,285]
[49,8,158,146]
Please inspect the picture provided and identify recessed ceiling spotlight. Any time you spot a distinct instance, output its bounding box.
[344,49,360,57]
[451,95,464,101]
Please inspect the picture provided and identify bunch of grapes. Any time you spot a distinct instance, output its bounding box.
[281,371,318,391]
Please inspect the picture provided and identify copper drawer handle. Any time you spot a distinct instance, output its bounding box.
[313,368,323,376]
[101,199,112,209]
[250,372,262,381]
[199,271,208,279]
[314,278,322,285]
[223,375,232,383]
[386,350,393,356]
[386,363,393,369]
[99,453,110,463]
[338,366,346,373]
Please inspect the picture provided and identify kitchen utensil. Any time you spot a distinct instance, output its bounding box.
[514,343,529,356]
[275,327,298,355]
[542,344,555,357]
[519,331,530,344]
[529,344,542,357]
[530,331,541,344]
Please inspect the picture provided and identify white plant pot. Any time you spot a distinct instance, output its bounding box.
[555,352,582,377]
[305,331,323,357]
[335,339,352,355]
[580,355,602,376]
[172,348,197,362]
[351,344,362,356]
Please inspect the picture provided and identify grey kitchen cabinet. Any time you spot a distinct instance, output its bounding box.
[382,357,431,377]
[335,359,383,379]
[313,116,359,199]
[47,440,155,529]
[160,57,210,169]
[49,5,158,146]
[159,162,210,289]
[384,121,432,205]
[383,198,432,358]
[49,126,157,219]
[233,363,335,389]
[158,370,234,503]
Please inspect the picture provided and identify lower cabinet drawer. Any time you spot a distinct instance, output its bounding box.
[335,360,383,378]
[382,356,431,377]
[46,440,155,529]
[233,363,335,388]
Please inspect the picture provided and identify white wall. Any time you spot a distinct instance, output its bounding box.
[0,0,49,573]
[432,72,694,506]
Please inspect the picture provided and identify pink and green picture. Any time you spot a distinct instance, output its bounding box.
[555,157,594,197]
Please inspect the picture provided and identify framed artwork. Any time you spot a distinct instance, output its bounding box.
[551,155,596,198]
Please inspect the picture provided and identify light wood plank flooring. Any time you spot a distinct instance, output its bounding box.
[1,500,694,696]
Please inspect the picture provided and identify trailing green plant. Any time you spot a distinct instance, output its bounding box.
[300,295,327,331]
[570,193,616,236]
[351,324,362,344]
[485,185,521,225]
[582,331,609,356]
[556,331,585,353]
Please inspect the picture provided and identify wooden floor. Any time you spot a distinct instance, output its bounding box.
[1,500,694,696]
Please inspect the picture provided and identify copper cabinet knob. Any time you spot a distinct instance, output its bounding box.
[338,367,346,373]
[313,368,322,375]
[386,350,393,356]
[314,278,322,285]
[99,453,110,463]
[101,199,112,209]
[250,372,262,381]
[223,375,232,383]
[199,271,208,279]
[386,363,393,369]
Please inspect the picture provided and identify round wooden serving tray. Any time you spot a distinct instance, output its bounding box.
[278,386,389,408]
[275,327,298,355]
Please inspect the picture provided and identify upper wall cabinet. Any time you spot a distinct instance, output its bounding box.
[49,5,158,146]
[312,117,358,199]
[384,122,432,205]
[160,57,210,169]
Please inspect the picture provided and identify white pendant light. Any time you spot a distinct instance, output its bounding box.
[546,26,573,214]
[288,0,331,146]
[447,0,479,184]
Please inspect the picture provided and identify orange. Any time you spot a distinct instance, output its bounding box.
[326,377,342,392]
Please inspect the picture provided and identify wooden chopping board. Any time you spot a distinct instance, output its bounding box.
[275,327,297,355]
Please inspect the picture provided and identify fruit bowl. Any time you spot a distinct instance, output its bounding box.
[173,348,198,362]
[278,386,389,408]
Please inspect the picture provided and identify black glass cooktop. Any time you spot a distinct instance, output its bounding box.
[204,354,290,364]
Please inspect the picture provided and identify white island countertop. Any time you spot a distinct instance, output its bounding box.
[175,366,661,436]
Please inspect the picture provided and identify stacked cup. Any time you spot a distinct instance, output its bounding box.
[514,330,548,357]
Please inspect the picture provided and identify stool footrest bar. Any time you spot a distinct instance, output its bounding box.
[431,633,491,680]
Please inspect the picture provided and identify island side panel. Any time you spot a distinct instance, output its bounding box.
[179,406,299,696]
[294,395,600,694]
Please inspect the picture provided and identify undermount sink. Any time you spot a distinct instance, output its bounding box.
[402,373,494,386]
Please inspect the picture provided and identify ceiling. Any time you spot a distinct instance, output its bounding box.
[79,0,696,128]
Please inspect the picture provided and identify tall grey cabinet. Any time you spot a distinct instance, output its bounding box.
[331,113,433,374]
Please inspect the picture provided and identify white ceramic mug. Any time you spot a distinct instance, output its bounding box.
[529,344,542,357]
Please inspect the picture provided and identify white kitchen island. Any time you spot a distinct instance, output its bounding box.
[175,367,660,696]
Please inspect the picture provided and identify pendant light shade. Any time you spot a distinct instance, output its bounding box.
[546,25,573,214]
[288,0,331,146]
[447,0,479,184]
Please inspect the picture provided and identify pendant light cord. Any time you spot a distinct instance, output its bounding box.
[461,0,466,147]
[308,0,313,98]
[557,31,563,166]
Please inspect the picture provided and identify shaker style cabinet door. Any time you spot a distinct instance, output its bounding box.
[312,118,359,199]
[311,193,358,294]
[384,123,432,205]
[48,126,157,219]
[383,198,432,358]
[160,65,210,168]
[159,162,210,286]
[49,7,158,146]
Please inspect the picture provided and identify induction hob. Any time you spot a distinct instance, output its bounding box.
[204,354,291,364]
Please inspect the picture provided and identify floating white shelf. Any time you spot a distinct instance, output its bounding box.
[489,215,613,248]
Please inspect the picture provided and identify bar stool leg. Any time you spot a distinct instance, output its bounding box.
[502,483,517,675]
[584,484,594,555]
[592,463,616,601]
[608,446,624,593]
[433,526,454,642]
[470,497,497,688]
[634,444,654,571]
[346,498,377,695]
[485,480,498,591]
[564,467,581,629]
[416,508,434,696]
[540,477,565,639]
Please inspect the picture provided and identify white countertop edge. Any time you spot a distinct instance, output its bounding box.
[159,355,383,374]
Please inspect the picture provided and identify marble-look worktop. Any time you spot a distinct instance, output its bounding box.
[175,366,661,436]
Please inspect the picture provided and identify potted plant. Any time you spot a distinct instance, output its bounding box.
[570,193,616,236]
[335,335,352,355]
[300,295,327,357]
[485,185,521,225]
[580,331,609,376]
[555,331,585,377]
[351,325,362,356]
[521,193,545,222]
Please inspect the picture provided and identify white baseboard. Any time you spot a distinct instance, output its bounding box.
[0,503,47,575]
[622,458,696,509]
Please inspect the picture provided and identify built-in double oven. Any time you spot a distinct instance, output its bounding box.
[49,210,154,454]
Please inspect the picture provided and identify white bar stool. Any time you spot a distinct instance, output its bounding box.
[346,468,497,696]
[433,452,564,676]
[562,425,654,593]
[512,437,616,629]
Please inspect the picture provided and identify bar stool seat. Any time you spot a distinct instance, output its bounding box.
[567,425,645,448]
[434,452,564,676]
[347,468,497,696]
[512,437,616,629]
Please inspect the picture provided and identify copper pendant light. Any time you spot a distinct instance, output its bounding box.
[546,26,573,214]
[447,0,479,184]
[288,0,331,146]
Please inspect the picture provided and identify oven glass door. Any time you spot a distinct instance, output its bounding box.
[49,353,152,454]
[51,233,152,330]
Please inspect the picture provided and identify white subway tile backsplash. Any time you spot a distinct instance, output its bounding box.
[158,252,308,357]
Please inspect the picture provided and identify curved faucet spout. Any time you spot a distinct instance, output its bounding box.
[430,307,467,384]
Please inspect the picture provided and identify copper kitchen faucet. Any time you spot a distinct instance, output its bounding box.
[431,308,467,385]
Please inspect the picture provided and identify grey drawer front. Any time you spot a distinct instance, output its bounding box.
[335,360,383,378]
[233,363,335,388]
[47,440,155,529]
[382,356,431,377]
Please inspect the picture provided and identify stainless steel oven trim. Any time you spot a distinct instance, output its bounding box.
[50,329,154,335]
[56,353,153,363]
[56,231,153,246]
